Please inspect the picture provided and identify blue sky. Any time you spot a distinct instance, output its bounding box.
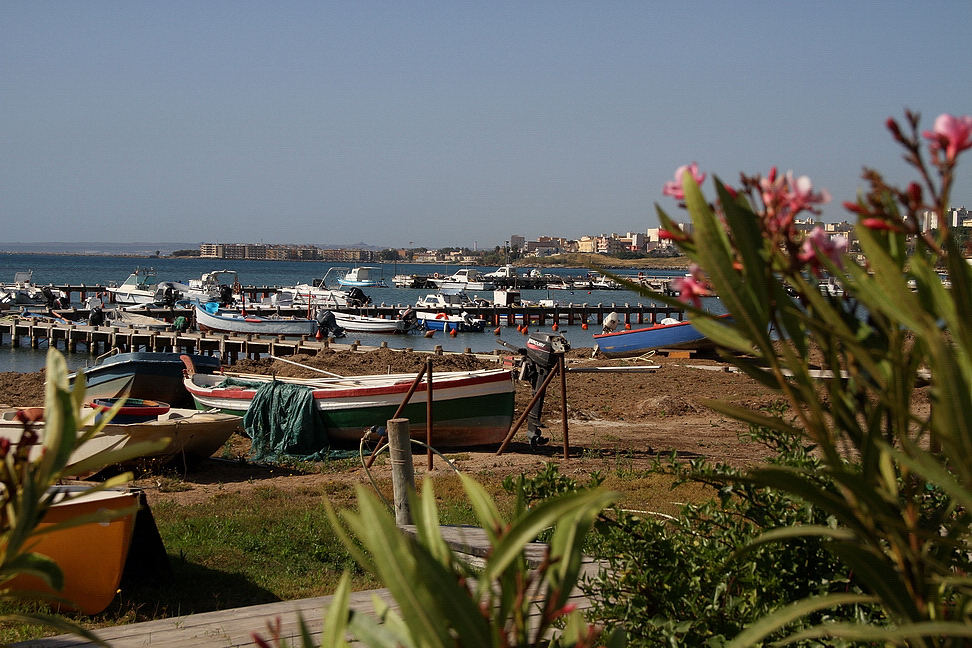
[3,1,971,249]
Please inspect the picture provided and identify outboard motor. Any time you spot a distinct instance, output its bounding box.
[157,284,178,307]
[602,311,620,333]
[500,331,570,450]
[315,310,346,338]
[88,306,105,326]
[346,287,371,307]
[41,286,56,308]
[218,284,234,307]
[399,307,419,331]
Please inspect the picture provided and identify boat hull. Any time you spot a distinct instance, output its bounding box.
[0,407,241,475]
[185,369,514,448]
[333,312,408,334]
[71,351,221,408]
[194,304,317,336]
[593,317,717,358]
[7,487,139,614]
[416,313,486,332]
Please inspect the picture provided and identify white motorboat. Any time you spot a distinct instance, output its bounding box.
[429,268,495,291]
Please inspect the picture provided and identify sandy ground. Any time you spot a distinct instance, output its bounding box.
[0,344,802,507]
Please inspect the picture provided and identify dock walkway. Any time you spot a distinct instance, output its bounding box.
[14,526,601,648]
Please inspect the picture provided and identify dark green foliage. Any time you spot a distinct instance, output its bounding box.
[512,426,887,647]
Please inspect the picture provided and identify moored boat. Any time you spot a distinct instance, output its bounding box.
[429,268,496,291]
[1,270,57,307]
[194,302,317,336]
[183,367,514,448]
[415,311,487,332]
[335,266,386,288]
[330,311,415,334]
[106,267,159,305]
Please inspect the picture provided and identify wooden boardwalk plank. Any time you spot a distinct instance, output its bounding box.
[14,527,600,648]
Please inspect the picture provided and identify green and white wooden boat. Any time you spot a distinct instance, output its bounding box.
[183,367,514,448]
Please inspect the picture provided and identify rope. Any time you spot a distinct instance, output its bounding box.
[358,432,462,513]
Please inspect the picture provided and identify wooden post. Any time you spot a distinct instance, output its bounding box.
[560,354,569,460]
[387,418,414,526]
[426,358,433,471]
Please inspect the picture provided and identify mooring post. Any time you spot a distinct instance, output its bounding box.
[387,417,415,526]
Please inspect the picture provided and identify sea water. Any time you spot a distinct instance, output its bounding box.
[0,252,714,373]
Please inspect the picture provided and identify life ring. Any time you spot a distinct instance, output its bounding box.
[436,312,447,319]
[433,272,441,279]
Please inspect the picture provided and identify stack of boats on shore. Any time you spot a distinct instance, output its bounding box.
[0,340,519,614]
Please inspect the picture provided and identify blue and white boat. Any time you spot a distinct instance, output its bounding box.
[593,314,729,358]
[414,310,487,333]
[335,266,386,288]
[69,351,222,408]
[194,302,318,337]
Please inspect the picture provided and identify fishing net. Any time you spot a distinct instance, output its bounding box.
[239,378,356,462]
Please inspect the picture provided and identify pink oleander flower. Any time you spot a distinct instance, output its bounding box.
[798,227,847,276]
[760,169,830,233]
[672,263,709,308]
[861,217,900,232]
[662,163,706,201]
[923,113,972,163]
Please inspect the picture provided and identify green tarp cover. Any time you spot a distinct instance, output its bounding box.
[240,378,344,462]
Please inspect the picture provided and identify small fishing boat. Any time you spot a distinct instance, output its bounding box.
[0,405,242,476]
[415,311,488,332]
[593,313,729,358]
[194,302,318,336]
[330,311,415,334]
[6,486,143,614]
[183,366,514,448]
[70,351,222,407]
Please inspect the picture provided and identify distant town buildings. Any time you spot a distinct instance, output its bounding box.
[200,243,378,262]
[199,211,965,262]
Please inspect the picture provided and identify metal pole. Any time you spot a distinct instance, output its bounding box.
[496,360,561,456]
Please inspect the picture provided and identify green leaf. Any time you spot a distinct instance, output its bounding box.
[478,488,619,594]
[319,570,352,648]
[724,593,877,648]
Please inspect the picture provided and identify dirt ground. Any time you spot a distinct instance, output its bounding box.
[0,344,804,507]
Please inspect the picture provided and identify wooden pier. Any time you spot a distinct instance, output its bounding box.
[0,302,685,361]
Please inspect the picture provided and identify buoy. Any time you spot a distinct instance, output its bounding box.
[552,322,559,331]
[494,327,501,335]
[521,326,528,335]
[625,323,631,330]
[315,328,323,341]
[449,328,457,337]
[582,322,588,330]
[425,330,435,338]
